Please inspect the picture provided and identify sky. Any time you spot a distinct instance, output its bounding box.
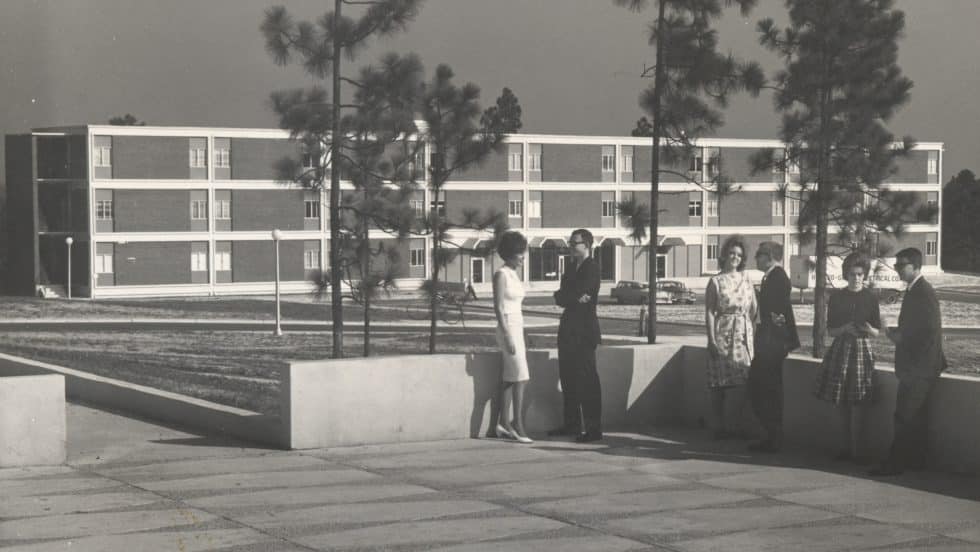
[2,0,978,180]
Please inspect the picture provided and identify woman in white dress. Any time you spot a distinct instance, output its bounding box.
[493,231,532,444]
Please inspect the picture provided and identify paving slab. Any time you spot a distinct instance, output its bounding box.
[0,528,276,552]
[0,508,221,541]
[429,535,650,552]
[0,490,163,518]
[293,515,568,549]
[409,458,624,488]
[233,499,500,529]
[470,471,687,501]
[527,488,758,517]
[137,467,379,492]
[348,444,553,470]
[673,522,931,552]
[602,504,843,539]
[774,481,953,514]
[94,453,328,481]
[699,466,857,494]
[856,494,980,526]
[184,482,436,510]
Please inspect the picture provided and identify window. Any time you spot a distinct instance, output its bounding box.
[305,199,320,219]
[771,195,784,217]
[789,236,800,256]
[527,194,542,218]
[191,250,208,272]
[95,200,113,220]
[927,151,938,175]
[189,146,207,168]
[926,192,938,213]
[410,199,425,217]
[705,195,718,217]
[214,199,231,220]
[601,153,616,172]
[430,191,446,217]
[788,197,800,216]
[304,249,320,270]
[704,150,720,179]
[688,200,702,217]
[772,151,784,173]
[409,151,425,179]
[214,251,231,271]
[706,242,719,260]
[95,252,113,274]
[214,147,230,168]
[528,151,541,171]
[302,151,317,169]
[509,199,523,217]
[689,155,703,173]
[93,145,112,167]
[508,152,522,172]
[788,160,801,175]
[926,237,937,256]
[190,199,208,220]
[602,199,616,217]
[622,153,633,173]
[410,247,425,267]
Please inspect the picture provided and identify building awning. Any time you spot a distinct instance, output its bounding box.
[529,237,568,248]
[596,236,627,247]
[474,239,495,254]
[660,237,686,247]
[459,238,479,249]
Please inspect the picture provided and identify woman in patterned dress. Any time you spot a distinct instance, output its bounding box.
[493,231,533,444]
[813,252,881,462]
[704,235,758,439]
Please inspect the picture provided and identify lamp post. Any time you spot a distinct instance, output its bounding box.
[272,229,283,336]
[65,236,74,300]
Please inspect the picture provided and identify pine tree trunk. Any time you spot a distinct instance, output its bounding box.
[646,0,667,345]
[329,0,345,358]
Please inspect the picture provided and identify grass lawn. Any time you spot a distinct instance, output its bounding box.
[0,295,495,323]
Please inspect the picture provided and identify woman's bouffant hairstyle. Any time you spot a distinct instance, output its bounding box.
[719,235,748,271]
[497,231,528,260]
[842,251,871,278]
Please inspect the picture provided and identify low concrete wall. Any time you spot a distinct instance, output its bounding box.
[0,353,280,448]
[0,374,66,467]
[681,345,980,474]
[283,342,689,449]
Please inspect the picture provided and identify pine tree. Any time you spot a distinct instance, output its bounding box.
[754,0,919,356]
[941,169,980,272]
[415,66,522,353]
[614,0,764,343]
[261,1,423,358]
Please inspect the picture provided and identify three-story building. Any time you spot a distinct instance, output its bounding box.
[4,125,942,298]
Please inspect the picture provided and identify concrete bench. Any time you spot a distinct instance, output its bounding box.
[0,374,66,467]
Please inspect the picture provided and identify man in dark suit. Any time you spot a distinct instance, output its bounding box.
[549,228,603,443]
[871,247,947,476]
[747,241,800,453]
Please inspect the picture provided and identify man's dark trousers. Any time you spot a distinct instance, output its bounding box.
[558,340,601,434]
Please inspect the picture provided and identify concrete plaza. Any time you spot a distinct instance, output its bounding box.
[2,403,980,551]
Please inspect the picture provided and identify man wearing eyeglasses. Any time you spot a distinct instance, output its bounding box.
[870,247,947,476]
[550,228,603,442]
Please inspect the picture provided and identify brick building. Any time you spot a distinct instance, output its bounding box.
[4,125,943,298]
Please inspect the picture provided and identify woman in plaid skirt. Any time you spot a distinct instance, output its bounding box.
[813,252,882,463]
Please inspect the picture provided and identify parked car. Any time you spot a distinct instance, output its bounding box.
[658,280,697,304]
[610,280,671,304]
